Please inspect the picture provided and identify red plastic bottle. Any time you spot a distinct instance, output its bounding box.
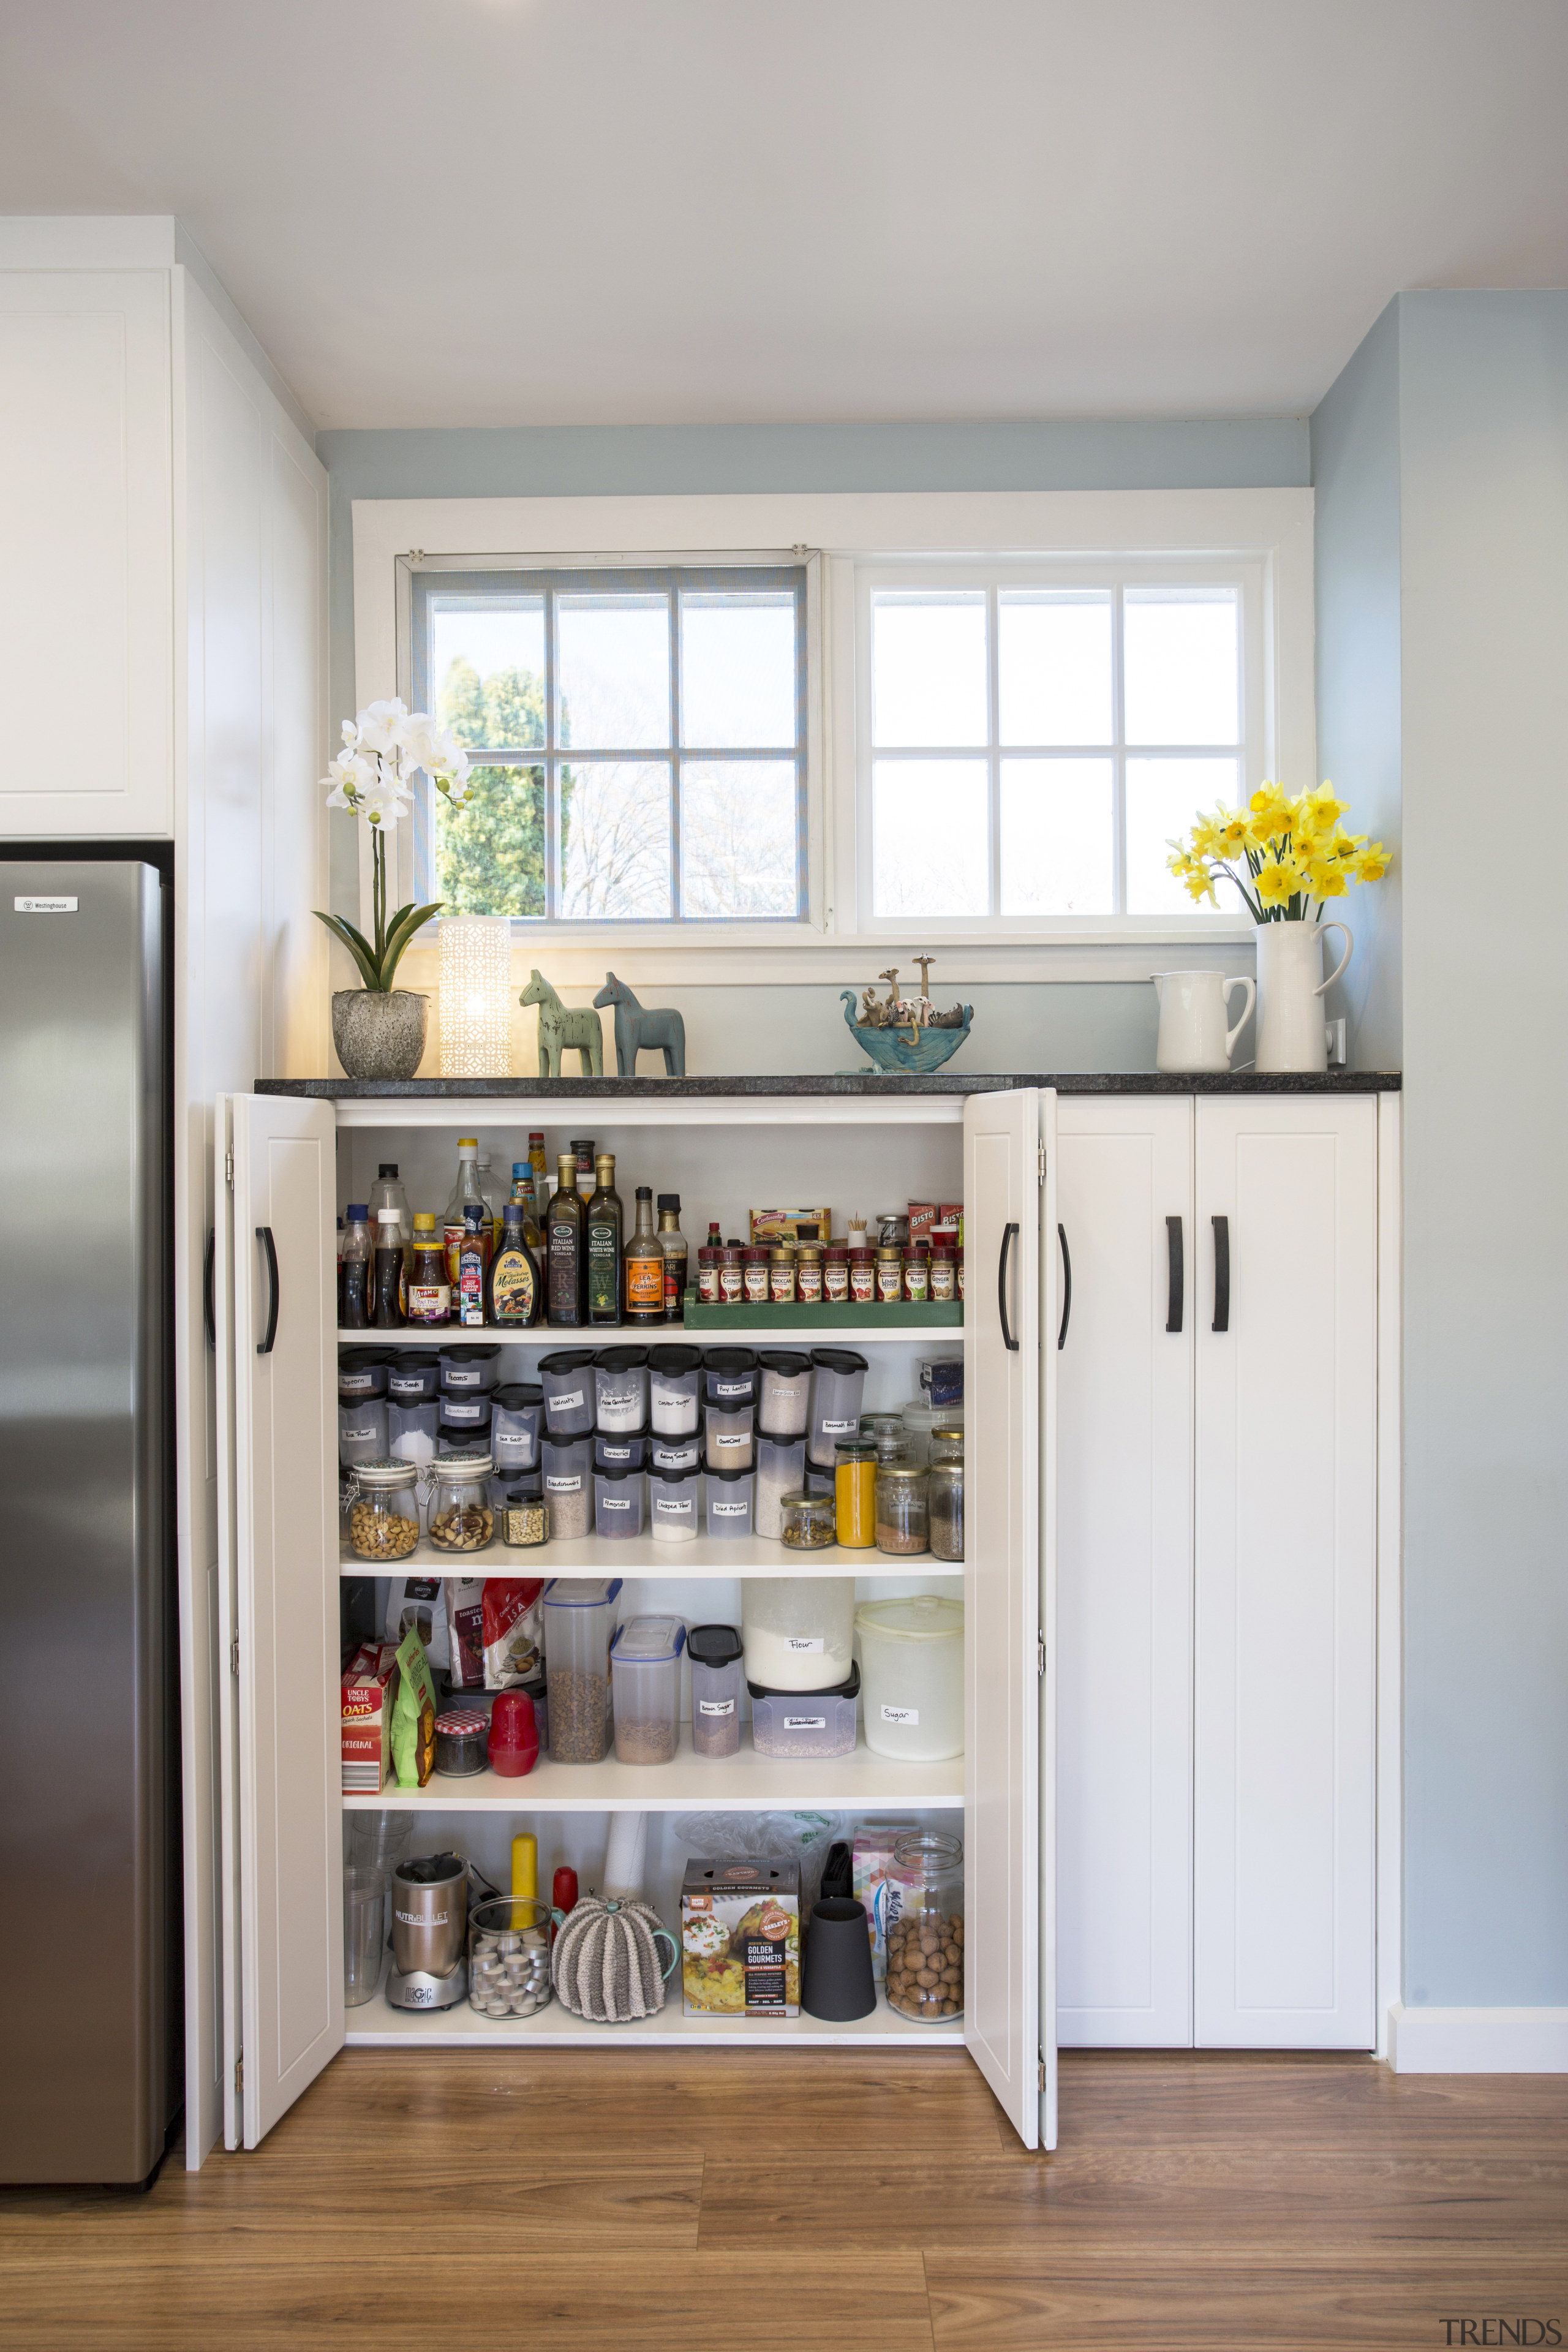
[488,1690,540,1777]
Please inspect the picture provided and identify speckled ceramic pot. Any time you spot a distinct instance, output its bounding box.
[331,989,429,1080]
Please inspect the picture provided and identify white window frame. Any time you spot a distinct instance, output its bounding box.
[352,488,1313,982]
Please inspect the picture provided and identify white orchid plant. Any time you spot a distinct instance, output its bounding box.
[315,699,472,991]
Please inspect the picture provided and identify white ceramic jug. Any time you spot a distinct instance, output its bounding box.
[1254,921,1352,1072]
[1153,969,1256,1073]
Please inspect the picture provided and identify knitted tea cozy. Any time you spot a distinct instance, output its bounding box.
[551,1896,672,2023]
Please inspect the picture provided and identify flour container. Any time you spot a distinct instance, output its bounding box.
[742,1576,855,1691]
[386,1398,439,1469]
[489,1384,543,1474]
[594,1346,649,1433]
[647,1343,702,1436]
[854,1595,964,1761]
[649,1466,699,1542]
[807,1349,869,1468]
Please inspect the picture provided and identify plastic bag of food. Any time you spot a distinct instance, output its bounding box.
[445,1578,486,1689]
[391,1624,438,1789]
[671,1811,848,1913]
[483,1578,545,1689]
[385,1576,449,1671]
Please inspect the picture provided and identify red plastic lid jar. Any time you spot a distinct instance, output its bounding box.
[434,1709,489,1777]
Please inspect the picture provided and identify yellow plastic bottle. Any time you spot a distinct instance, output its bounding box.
[834,1441,877,1548]
[510,1832,538,1903]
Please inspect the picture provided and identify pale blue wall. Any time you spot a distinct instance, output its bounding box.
[1394,291,1568,2007]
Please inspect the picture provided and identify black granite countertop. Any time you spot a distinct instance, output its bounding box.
[257,1069,1400,1099]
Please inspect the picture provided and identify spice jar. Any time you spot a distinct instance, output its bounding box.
[930,1245,957,1302]
[823,1245,850,1305]
[795,1240,824,1305]
[956,1250,965,1303]
[741,1244,771,1304]
[929,1422,965,1466]
[929,1458,964,1561]
[902,1250,930,1303]
[780,1491,836,1550]
[875,1246,903,1303]
[848,1247,876,1303]
[428,1452,497,1553]
[768,1246,797,1306]
[885,1830,963,2022]
[833,1439,876,1548]
[717,1243,744,1305]
[875,1463,929,1555]
[347,1458,421,1562]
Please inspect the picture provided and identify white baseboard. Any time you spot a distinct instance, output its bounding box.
[1387,2002,1568,2073]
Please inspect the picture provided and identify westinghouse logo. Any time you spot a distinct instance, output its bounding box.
[1441,2324,1561,2346]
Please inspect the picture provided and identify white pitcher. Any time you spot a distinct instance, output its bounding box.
[1254,921,1352,1072]
[1153,969,1256,1073]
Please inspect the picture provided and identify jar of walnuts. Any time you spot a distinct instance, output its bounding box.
[885,1830,963,2023]
[427,1452,496,1553]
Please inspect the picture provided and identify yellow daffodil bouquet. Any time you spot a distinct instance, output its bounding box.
[1167,784,1390,921]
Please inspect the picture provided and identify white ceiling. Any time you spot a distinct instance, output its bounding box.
[4,0,1567,430]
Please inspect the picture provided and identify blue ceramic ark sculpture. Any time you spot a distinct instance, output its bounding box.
[840,961,974,1073]
[594,972,687,1077]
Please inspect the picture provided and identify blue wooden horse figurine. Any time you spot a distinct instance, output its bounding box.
[593,972,687,1077]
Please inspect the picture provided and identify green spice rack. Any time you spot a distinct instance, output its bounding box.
[680,1292,962,1332]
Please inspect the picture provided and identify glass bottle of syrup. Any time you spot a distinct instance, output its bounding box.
[372,1208,406,1329]
[407,1212,451,1327]
[623,1186,664,1327]
[340,1205,371,1331]
[488,1200,543,1326]
[546,1155,585,1327]
[586,1153,625,1325]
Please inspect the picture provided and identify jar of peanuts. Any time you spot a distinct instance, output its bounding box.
[346,1457,421,1562]
[885,1830,963,2023]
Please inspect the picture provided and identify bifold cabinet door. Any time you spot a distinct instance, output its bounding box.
[963,1087,1054,2150]
[1194,1097,1377,2047]
[219,1093,342,2145]
[1056,1098,1195,2046]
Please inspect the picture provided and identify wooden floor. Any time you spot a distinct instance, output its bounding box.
[2,2049,1566,2348]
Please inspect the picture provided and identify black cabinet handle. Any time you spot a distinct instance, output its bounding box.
[997,1221,1020,1352]
[1166,1216,1183,1333]
[1057,1224,1072,1350]
[203,1228,216,1351]
[255,1226,280,1355]
[1212,1215,1230,1333]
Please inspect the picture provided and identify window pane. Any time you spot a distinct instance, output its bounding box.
[1124,589,1239,745]
[557,595,671,749]
[434,765,546,918]
[431,597,545,750]
[681,759,798,916]
[999,759,1113,914]
[681,595,796,749]
[998,592,1112,746]
[560,761,672,918]
[872,758,989,916]
[872,592,987,747]
[1126,757,1240,913]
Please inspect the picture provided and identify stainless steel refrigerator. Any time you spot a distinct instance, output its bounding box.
[0,858,178,2184]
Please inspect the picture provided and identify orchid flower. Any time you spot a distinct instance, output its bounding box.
[315,696,474,995]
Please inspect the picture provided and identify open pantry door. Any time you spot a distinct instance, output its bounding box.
[962,1087,1050,2149]
[222,1091,342,2148]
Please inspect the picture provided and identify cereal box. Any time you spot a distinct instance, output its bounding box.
[681,1856,801,2018]
[853,1821,918,1982]
[341,1640,399,1795]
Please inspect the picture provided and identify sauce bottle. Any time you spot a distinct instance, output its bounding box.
[657,1194,688,1322]
[407,1212,451,1327]
[488,1200,543,1326]
[442,1137,488,1289]
[622,1186,664,1326]
[340,1204,371,1330]
[372,1208,406,1329]
[456,1204,488,1328]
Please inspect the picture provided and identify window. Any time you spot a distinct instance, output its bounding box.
[858,564,1259,925]
[409,565,809,923]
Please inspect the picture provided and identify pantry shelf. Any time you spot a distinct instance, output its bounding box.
[339,1535,963,1578]
[342,1730,964,1813]
[336,1324,960,1346]
[345,1974,963,2049]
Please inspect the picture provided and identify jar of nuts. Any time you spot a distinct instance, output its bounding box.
[885,1830,963,2024]
[427,1452,496,1554]
[346,1458,421,1563]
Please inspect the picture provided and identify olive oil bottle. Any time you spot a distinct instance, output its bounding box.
[546,1153,585,1327]
[488,1200,543,1325]
[586,1153,624,1325]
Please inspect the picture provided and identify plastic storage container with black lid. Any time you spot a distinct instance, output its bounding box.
[807,1348,869,1468]
[647,1343,703,1437]
[385,1355,441,1403]
[756,1349,812,1437]
[338,1348,394,1400]
[439,1343,502,1393]
[594,1427,650,1471]
[538,1348,597,1438]
[748,1661,861,1760]
[490,1383,544,1473]
[687,1624,744,1758]
[703,1346,758,1411]
[594,1346,649,1433]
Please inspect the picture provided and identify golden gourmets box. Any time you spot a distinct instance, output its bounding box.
[681,1857,801,2018]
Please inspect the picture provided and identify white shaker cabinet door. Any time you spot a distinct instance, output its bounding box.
[223,1093,342,2145]
[1194,1096,1378,2047]
[0,271,173,834]
[1056,1098,1194,2047]
[963,1087,1049,2149]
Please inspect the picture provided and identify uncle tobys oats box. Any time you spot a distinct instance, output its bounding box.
[681,1857,801,2018]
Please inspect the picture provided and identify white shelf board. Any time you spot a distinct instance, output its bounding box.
[334,1096,965,1131]
[337,1323,959,1346]
[346,1975,963,2049]
[339,1532,961,1578]
[342,1730,963,1814]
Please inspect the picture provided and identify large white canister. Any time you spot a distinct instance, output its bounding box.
[854,1595,964,1760]
[742,1577,856,1691]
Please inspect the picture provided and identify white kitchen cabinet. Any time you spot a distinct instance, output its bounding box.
[213,1085,1058,2154]
[1194,1095,1378,2048]
[1057,1091,1381,2050]
[1056,1096,1195,2048]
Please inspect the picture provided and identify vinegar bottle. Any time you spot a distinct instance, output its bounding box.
[623,1186,664,1327]
[586,1153,624,1325]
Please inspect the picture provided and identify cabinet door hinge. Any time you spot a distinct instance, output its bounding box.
[224,1148,235,1189]
[1037,1137,1046,1187]
[230,1633,239,1677]
[1037,1630,1046,1676]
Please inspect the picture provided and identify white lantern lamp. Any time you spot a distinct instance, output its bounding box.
[439,916,512,1077]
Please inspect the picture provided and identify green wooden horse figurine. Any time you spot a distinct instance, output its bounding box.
[519,969,603,1077]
